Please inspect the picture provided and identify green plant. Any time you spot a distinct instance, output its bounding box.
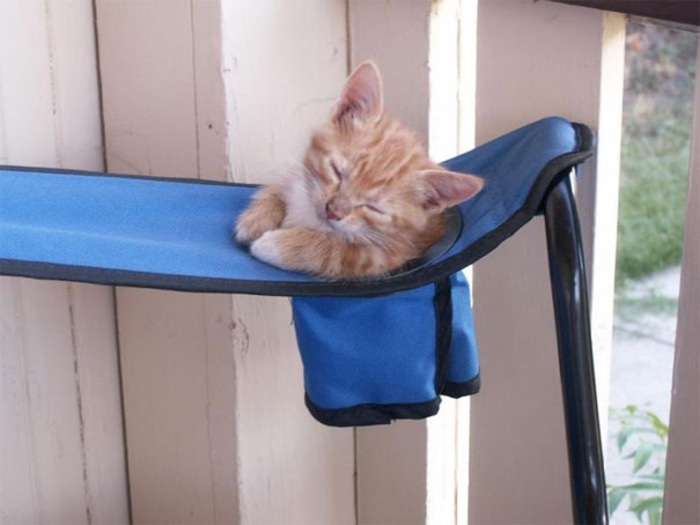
[615,21,697,287]
[616,121,690,286]
[608,406,668,525]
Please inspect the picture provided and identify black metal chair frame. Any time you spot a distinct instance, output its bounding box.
[544,171,608,524]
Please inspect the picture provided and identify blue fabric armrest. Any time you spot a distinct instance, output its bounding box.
[0,116,594,297]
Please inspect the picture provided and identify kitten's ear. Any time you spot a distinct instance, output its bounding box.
[333,61,384,127]
[418,170,484,212]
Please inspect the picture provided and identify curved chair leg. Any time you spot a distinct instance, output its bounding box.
[543,173,609,524]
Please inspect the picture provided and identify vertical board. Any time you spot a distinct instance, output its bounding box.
[96,0,356,523]
[220,2,356,523]
[585,13,626,433]
[470,1,624,523]
[348,1,477,523]
[426,2,477,525]
[349,0,431,141]
[0,1,129,523]
[95,1,239,522]
[348,1,431,523]
[663,40,700,525]
[115,291,239,524]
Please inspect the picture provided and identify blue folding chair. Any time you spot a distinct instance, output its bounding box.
[0,116,607,524]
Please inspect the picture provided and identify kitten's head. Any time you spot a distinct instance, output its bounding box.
[299,61,483,254]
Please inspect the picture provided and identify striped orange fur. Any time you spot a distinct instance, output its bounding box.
[235,61,483,278]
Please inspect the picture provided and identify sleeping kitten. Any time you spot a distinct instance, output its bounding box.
[235,61,484,278]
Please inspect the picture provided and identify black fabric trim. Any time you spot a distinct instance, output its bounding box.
[442,374,481,399]
[0,122,595,298]
[0,258,291,296]
[304,394,441,427]
[433,277,453,394]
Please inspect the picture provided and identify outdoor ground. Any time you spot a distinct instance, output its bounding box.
[606,266,680,523]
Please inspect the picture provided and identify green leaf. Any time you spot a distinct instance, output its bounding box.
[650,443,667,453]
[616,480,664,492]
[617,424,635,451]
[637,473,666,485]
[629,495,664,520]
[619,426,661,447]
[633,443,654,473]
[608,487,626,514]
[645,411,669,438]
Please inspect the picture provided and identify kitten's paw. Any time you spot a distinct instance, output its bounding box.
[235,214,264,244]
[249,230,286,269]
[235,205,284,244]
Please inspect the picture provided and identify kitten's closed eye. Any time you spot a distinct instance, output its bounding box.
[360,203,385,215]
[330,162,344,181]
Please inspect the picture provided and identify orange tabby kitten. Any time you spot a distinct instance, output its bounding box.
[235,61,484,278]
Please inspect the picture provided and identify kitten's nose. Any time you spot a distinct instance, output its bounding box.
[325,198,346,221]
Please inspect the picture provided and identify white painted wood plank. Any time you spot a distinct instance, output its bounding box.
[1,280,88,525]
[222,0,349,184]
[1,279,41,524]
[0,0,58,167]
[2,282,126,524]
[426,2,477,524]
[44,0,106,170]
[1,1,128,523]
[348,2,432,523]
[471,2,625,522]
[229,297,355,524]
[471,220,572,522]
[116,290,232,524]
[68,284,130,524]
[663,40,700,525]
[43,2,129,521]
[349,2,478,523]
[193,4,240,520]
[349,0,431,144]
[97,0,199,178]
[356,421,427,525]
[191,0,228,181]
[221,2,356,523]
[454,7,478,524]
[95,2,237,521]
[586,13,626,438]
[97,1,355,522]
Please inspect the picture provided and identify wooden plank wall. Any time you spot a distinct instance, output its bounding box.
[5,2,665,523]
[3,1,461,523]
[0,1,129,523]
